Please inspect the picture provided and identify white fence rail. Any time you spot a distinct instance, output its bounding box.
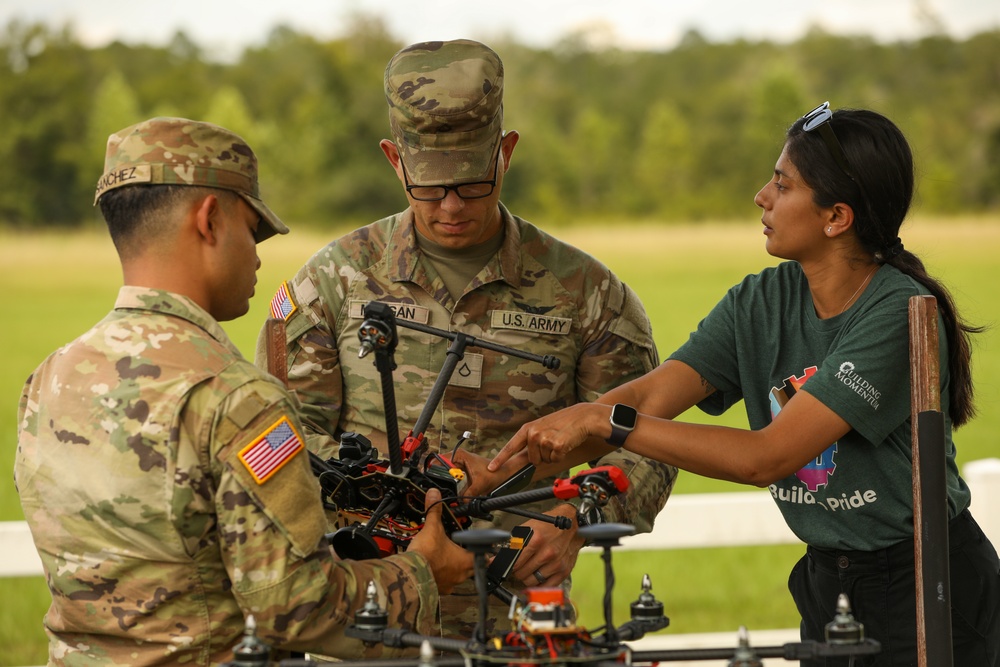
[4,458,999,577]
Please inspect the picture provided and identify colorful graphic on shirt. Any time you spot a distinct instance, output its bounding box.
[769,366,838,492]
[796,446,838,492]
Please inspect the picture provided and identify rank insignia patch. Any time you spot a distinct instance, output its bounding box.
[239,416,304,484]
[269,281,297,321]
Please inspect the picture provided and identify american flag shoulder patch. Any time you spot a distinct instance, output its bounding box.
[270,281,297,321]
[238,415,304,484]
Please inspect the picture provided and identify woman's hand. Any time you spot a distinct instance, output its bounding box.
[489,403,607,472]
[451,449,517,497]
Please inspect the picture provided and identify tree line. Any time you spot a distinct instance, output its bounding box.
[2,17,998,229]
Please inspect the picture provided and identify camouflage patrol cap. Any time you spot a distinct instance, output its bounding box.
[94,117,288,242]
[385,39,504,185]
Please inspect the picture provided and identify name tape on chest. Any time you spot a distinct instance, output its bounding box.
[349,300,430,324]
[491,310,572,335]
[238,415,304,484]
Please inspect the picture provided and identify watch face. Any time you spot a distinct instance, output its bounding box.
[612,404,638,429]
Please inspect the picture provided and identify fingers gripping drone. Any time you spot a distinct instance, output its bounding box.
[309,301,627,565]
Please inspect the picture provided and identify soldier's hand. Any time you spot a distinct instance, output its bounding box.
[452,449,524,497]
[406,488,473,594]
[511,504,585,587]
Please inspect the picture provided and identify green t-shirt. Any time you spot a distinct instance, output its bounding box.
[669,262,970,550]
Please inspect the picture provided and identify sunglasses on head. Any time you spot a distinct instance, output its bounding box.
[802,101,856,183]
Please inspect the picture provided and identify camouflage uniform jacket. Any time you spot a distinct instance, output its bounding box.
[15,287,439,666]
[259,205,677,531]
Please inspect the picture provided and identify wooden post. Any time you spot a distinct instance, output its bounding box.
[908,295,952,667]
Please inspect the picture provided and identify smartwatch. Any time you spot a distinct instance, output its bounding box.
[607,403,638,447]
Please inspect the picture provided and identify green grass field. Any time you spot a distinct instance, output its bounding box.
[1,218,998,665]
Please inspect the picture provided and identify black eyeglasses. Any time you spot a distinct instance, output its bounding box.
[802,101,856,182]
[401,142,502,202]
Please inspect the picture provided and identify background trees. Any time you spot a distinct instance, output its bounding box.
[1,17,998,228]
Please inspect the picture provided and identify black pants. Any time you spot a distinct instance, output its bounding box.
[788,510,1000,666]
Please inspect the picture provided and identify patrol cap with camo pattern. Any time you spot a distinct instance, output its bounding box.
[385,39,504,186]
[94,117,288,242]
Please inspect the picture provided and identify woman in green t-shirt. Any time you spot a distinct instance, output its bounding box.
[488,103,999,666]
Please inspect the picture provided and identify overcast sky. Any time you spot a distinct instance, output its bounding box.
[3,0,998,60]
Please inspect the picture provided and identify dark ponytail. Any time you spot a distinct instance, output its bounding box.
[787,108,983,426]
[877,244,983,426]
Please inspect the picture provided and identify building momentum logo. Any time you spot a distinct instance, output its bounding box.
[835,361,881,410]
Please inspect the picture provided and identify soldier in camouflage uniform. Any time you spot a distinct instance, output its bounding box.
[256,40,678,637]
[14,117,472,666]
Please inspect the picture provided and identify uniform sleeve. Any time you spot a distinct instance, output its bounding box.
[209,379,439,658]
[254,270,344,460]
[576,280,678,531]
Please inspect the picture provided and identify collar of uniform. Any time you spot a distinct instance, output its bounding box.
[492,202,522,289]
[113,286,242,356]
[388,204,523,290]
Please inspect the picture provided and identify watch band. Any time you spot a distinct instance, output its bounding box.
[608,423,630,447]
[607,403,637,447]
